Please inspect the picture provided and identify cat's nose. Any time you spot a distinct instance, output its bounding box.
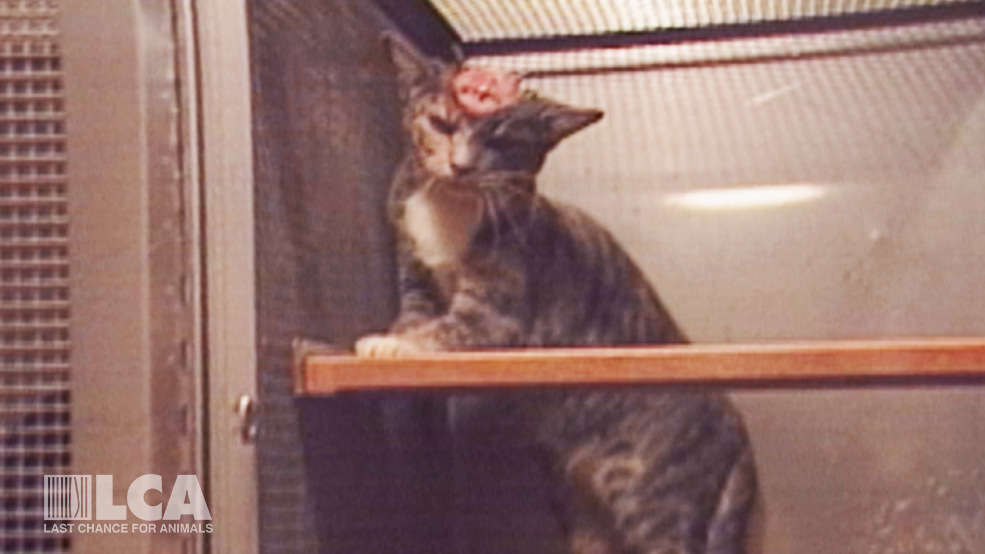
[450,140,477,177]
[450,162,476,177]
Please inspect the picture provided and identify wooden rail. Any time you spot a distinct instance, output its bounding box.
[294,338,985,395]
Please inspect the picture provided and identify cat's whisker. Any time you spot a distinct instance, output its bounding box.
[482,185,534,251]
[424,176,442,193]
[479,188,504,255]
[456,170,536,193]
[501,197,533,249]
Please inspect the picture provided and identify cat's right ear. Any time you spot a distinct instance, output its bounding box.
[540,102,605,146]
[382,32,444,101]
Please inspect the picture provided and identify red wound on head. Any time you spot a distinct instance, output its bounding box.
[452,65,523,117]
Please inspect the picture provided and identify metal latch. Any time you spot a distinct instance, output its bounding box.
[234,394,257,445]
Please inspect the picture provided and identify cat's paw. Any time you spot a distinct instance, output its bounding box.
[354,334,423,359]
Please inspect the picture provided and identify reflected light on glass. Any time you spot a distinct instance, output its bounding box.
[664,184,827,211]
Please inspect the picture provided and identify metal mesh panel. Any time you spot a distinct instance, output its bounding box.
[431,0,981,40]
[248,1,455,553]
[0,1,70,553]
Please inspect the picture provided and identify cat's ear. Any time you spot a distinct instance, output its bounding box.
[540,102,604,145]
[382,32,447,100]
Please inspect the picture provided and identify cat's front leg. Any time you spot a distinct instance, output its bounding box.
[389,249,443,333]
[393,266,527,351]
[354,250,445,358]
[357,268,525,356]
[354,333,433,358]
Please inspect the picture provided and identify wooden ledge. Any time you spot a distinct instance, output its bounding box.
[293,338,985,395]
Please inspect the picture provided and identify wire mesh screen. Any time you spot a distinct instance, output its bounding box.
[0,1,70,553]
[248,1,459,553]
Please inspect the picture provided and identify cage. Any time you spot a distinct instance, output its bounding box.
[4,1,985,553]
[246,1,985,554]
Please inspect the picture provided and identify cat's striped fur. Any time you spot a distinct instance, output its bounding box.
[355,35,758,554]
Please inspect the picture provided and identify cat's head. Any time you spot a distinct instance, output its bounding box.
[385,34,603,184]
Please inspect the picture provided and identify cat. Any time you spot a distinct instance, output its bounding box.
[355,34,758,554]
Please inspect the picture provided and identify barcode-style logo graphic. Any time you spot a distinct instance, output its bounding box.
[44,475,92,520]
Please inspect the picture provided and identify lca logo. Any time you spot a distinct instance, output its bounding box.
[44,475,211,521]
[44,475,91,520]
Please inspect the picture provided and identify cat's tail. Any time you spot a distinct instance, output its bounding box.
[707,447,760,554]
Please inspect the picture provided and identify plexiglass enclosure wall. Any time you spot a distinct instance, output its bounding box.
[247,1,985,553]
[518,23,985,343]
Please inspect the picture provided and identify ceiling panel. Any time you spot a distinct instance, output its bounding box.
[428,0,981,41]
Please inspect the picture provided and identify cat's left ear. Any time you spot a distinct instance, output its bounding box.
[541,102,604,145]
[382,31,449,101]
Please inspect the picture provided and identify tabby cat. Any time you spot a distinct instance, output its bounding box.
[355,35,758,554]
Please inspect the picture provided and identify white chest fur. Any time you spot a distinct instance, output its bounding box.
[404,191,482,267]
[403,188,483,268]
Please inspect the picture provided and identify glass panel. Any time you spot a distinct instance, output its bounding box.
[515,24,985,342]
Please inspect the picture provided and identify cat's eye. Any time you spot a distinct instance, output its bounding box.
[487,125,533,150]
[428,115,456,135]
[485,135,514,150]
